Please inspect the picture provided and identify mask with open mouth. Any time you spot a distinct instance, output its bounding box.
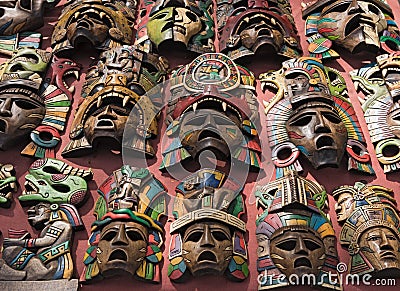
[260,57,373,177]
[335,182,400,276]
[62,45,168,157]
[0,47,51,150]
[82,166,167,283]
[0,163,17,208]
[51,0,135,53]
[217,0,301,61]
[161,53,261,171]
[168,169,248,282]
[18,158,93,206]
[138,0,215,54]
[255,171,341,290]
[302,0,400,59]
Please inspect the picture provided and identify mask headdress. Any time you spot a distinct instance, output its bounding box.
[302,0,400,60]
[168,169,248,282]
[260,57,373,178]
[82,165,168,283]
[161,53,261,171]
[255,171,341,290]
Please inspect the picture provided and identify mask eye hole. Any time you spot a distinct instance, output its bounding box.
[185,11,197,22]
[186,231,202,242]
[368,4,380,15]
[322,112,341,124]
[127,230,144,241]
[276,239,296,251]
[14,99,40,110]
[51,184,71,193]
[43,166,62,174]
[102,230,117,241]
[304,239,321,251]
[212,231,229,241]
[19,0,32,11]
[290,114,313,127]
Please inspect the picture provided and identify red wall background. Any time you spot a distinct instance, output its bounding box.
[1,0,400,290]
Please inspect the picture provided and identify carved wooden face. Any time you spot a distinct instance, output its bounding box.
[317,0,387,53]
[182,221,233,276]
[27,202,51,230]
[286,102,347,168]
[334,191,355,222]
[97,220,148,277]
[270,226,326,277]
[147,7,202,47]
[359,227,400,271]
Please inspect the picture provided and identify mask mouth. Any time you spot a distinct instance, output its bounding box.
[23,179,39,195]
[0,119,7,133]
[198,129,221,141]
[294,257,312,268]
[161,21,174,32]
[380,250,398,260]
[95,118,115,129]
[198,251,217,263]
[108,250,128,262]
[316,135,335,149]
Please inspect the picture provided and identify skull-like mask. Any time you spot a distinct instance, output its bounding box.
[147,7,202,48]
[52,0,135,53]
[0,0,54,35]
[19,158,93,206]
[96,220,149,277]
[182,221,233,276]
[0,48,51,150]
[270,226,326,277]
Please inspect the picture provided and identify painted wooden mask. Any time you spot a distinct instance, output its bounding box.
[51,0,135,53]
[217,0,302,61]
[0,163,17,208]
[169,169,248,282]
[63,45,168,157]
[255,171,341,289]
[161,53,261,171]
[136,0,215,54]
[333,182,400,276]
[260,57,373,178]
[351,52,400,173]
[0,47,51,150]
[83,166,167,283]
[303,0,400,59]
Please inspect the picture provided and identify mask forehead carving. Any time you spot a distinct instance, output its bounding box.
[255,171,341,289]
[260,57,373,178]
[0,163,17,207]
[83,166,167,283]
[136,0,215,55]
[51,0,135,53]
[169,169,248,282]
[303,0,400,59]
[351,52,400,173]
[334,182,400,276]
[0,0,58,35]
[0,47,51,150]
[161,53,261,171]
[217,0,302,61]
[63,45,169,157]
[18,158,93,206]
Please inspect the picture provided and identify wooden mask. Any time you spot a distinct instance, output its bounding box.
[51,0,136,54]
[63,45,169,157]
[82,166,168,283]
[333,182,400,276]
[303,0,400,60]
[255,171,341,290]
[168,169,248,282]
[0,163,17,208]
[351,52,400,173]
[260,57,373,178]
[217,0,302,61]
[161,53,261,171]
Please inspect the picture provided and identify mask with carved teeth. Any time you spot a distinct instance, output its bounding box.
[0,163,17,208]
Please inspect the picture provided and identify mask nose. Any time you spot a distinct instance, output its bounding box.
[199,224,216,248]
[111,224,129,246]
[0,98,12,117]
[314,112,331,133]
[348,0,361,14]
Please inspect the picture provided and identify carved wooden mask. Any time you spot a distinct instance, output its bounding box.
[260,57,373,177]
[333,182,400,276]
[168,169,248,282]
[351,52,400,173]
[303,0,400,59]
[51,0,135,53]
[161,53,261,171]
[63,45,168,157]
[0,48,51,150]
[255,171,341,290]
[137,0,215,54]
[217,0,302,61]
[0,163,17,208]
